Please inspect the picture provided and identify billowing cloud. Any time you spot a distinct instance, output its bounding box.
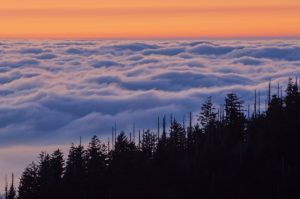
[132,58,160,65]
[0,59,39,68]
[231,47,300,61]
[143,48,185,56]
[190,45,243,55]
[65,48,99,56]
[35,54,58,59]
[89,60,124,68]
[182,41,215,47]
[185,61,206,68]
[102,42,160,51]
[18,48,47,54]
[127,56,143,61]
[56,42,96,46]
[232,58,264,65]
[0,72,23,84]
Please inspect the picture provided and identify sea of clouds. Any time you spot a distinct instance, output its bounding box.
[0,39,300,187]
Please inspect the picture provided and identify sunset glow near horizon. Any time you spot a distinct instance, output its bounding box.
[1,0,300,38]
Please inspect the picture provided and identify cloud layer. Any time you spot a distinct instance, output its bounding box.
[0,39,300,145]
[0,39,300,187]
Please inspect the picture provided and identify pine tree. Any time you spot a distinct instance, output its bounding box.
[114,132,129,154]
[49,149,64,199]
[198,96,217,130]
[7,173,16,199]
[225,94,243,124]
[285,77,299,117]
[224,93,245,144]
[63,143,86,199]
[5,175,8,199]
[18,163,39,199]
[142,129,156,157]
[157,115,168,162]
[37,152,52,199]
[170,120,186,152]
[162,115,167,141]
[85,136,107,199]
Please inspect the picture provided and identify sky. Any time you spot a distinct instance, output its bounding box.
[1,39,300,190]
[0,0,300,38]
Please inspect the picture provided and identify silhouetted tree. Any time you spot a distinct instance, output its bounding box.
[18,163,39,199]
[7,174,16,199]
[85,136,107,199]
[63,143,86,199]
[142,129,156,158]
[49,149,64,199]
[198,96,217,129]
[224,93,245,144]
[37,152,52,199]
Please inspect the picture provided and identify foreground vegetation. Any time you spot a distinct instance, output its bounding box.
[4,78,300,199]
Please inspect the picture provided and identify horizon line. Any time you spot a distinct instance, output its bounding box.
[1,36,300,40]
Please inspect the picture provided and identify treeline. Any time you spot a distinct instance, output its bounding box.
[4,78,300,199]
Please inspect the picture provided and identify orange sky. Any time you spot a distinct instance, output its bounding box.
[0,0,300,38]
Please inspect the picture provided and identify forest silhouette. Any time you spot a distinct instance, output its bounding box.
[4,77,300,199]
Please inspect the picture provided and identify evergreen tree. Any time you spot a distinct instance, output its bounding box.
[267,94,284,118]
[114,132,135,154]
[169,120,186,152]
[285,77,300,118]
[224,93,244,124]
[37,152,52,199]
[85,136,107,199]
[198,96,217,129]
[7,174,16,199]
[49,149,64,199]
[224,93,245,143]
[157,116,168,152]
[5,175,8,199]
[142,129,156,158]
[18,163,39,199]
[63,143,86,199]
